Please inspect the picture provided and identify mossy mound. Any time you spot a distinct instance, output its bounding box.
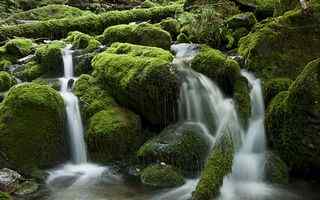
[266,58,320,177]
[4,38,34,58]
[190,45,240,96]
[157,18,180,40]
[263,78,293,108]
[3,4,91,24]
[265,151,289,184]
[66,31,101,52]
[86,107,142,163]
[140,164,185,188]
[0,83,67,174]
[74,74,117,121]
[238,7,320,80]
[14,61,43,82]
[35,41,65,77]
[137,123,210,173]
[0,72,17,92]
[192,134,234,200]
[101,23,172,50]
[92,43,178,127]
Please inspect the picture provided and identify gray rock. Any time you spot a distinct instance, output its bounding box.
[0,168,22,193]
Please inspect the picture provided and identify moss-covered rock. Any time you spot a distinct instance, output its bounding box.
[273,0,300,16]
[74,74,117,121]
[86,107,142,163]
[14,61,43,82]
[0,83,67,174]
[74,52,97,76]
[266,58,320,177]
[140,164,185,188]
[4,38,34,58]
[265,151,289,184]
[191,45,241,96]
[263,78,293,108]
[35,41,65,77]
[239,7,320,80]
[226,12,257,30]
[137,123,210,173]
[66,31,101,52]
[158,18,180,40]
[0,72,16,92]
[101,23,172,50]
[233,76,251,127]
[192,134,234,200]
[234,0,275,19]
[92,43,178,127]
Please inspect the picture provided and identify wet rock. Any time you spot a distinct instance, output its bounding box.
[0,168,22,193]
[14,181,39,196]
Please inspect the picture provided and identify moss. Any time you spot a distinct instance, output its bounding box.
[14,61,43,82]
[193,134,234,200]
[233,76,251,127]
[0,192,12,200]
[191,45,241,96]
[226,12,257,30]
[141,0,157,8]
[266,58,320,177]
[4,4,92,24]
[274,0,300,16]
[235,0,275,19]
[238,7,320,80]
[35,41,65,77]
[0,83,67,174]
[158,17,181,40]
[137,123,210,173]
[4,38,34,58]
[140,164,185,188]
[265,151,289,184]
[92,45,179,127]
[32,78,61,91]
[0,5,181,42]
[86,107,142,163]
[0,72,17,92]
[263,78,293,108]
[74,52,97,76]
[66,31,101,52]
[74,74,117,121]
[101,23,172,50]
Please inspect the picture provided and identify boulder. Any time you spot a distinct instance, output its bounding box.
[0,72,16,92]
[4,38,33,58]
[101,23,172,50]
[92,43,178,127]
[0,168,22,193]
[265,151,289,184]
[158,18,180,40]
[263,78,293,108]
[14,61,43,82]
[233,0,275,19]
[140,164,185,188]
[0,83,67,174]
[66,31,101,52]
[266,58,320,177]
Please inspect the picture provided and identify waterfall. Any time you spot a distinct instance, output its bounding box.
[59,45,87,164]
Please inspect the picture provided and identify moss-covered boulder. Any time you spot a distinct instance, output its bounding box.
[192,134,234,200]
[266,58,320,177]
[140,164,185,188]
[0,72,16,92]
[74,74,117,121]
[14,61,43,82]
[233,76,251,127]
[239,7,320,80]
[74,52,97,76]
[137,123,210,173]
[101,23,172,50]
[265,151,289,184]
[66,31,101,52]
[226,12,257,30]
[92,43,178,127]
[263,78,293,108]
[191,45,241,96]
[4,38,33,58]
[0,83,67,174]
[234,0,275,19]
[86,107,142,163]
[35,41,65,77]
[273,0,300,16]
[158,18,180,40]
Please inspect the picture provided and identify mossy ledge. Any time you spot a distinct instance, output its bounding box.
[0,5,181,42]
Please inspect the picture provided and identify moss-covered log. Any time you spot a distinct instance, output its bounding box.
[0,5,181,42]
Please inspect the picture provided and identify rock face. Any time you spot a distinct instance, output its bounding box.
[101,23,172,50]
[0,83,67,174]
[239,7,320,80]
[140,164,185,188]
[137,123,210,173]
[92,43,179,127]
[266,58,320,177]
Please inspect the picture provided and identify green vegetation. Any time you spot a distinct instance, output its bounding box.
[0,72,17,92]
[265,151,289,184]
[263,78,293,108]
[0,192,12,200]
[66,31,101,51]
[157,17,181,40]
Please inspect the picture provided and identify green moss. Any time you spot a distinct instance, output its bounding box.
[158,17,181,40]
[137,123,210,173]
[266,58,320,176]
[74,52,97,76]
[74,74,117,121]
[0,192,12,200]
[35,41,65,77]
[274,0,300,16]
[191,45,241,96]
[233,76,251,127]
[0,72,16,92]
[0,83,67,174]
[66,31,101,52]
[140,164,185,188]
[101,23,172,50]
[263,78,293,108]
[226,12,257,30]
[32,78,61,91]
[238,7,320,80]
[235,0,275,19]
[86,107,142,163]
[265,151,289,184]
[4,38,34,58]
[92,46,179,127]
[193,134,234,200]
[14,61,43,82]
[0,5,181,42]
[141,0,157,8]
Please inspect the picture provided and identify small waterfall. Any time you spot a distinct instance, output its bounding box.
[60,45,87,164]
